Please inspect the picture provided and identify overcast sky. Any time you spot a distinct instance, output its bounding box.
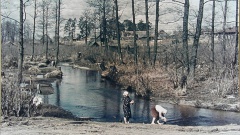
[1,0,237,35]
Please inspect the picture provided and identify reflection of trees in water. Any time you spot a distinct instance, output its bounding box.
[178,105,197,119]
[55,79,62,107]
[132,93,150,123]
[103,85,121,121]
[43,95,49,104]
[85,70,97,83]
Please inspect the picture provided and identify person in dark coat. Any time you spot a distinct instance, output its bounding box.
[122,91,134,124]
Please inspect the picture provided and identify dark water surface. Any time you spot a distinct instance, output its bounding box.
[42,65,240,126]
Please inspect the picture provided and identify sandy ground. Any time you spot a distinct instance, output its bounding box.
[1,117,240,135]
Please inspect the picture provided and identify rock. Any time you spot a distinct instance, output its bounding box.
[28,66,41,74]
[38,63,48,68]
[24,61,38,66]
[101,70,109,78]
[38,84,54,95]
[44,70,63,79]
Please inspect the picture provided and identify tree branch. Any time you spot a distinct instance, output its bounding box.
[1,14,20,23]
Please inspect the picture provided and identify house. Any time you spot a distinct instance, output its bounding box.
[202,27,238,36]
[121,31,155,40]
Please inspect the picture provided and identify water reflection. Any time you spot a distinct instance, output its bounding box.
[44,65,240,126]
[55,79,61,106]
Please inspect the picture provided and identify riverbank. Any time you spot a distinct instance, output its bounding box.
[1,116,240,135]
[72,62,240,113]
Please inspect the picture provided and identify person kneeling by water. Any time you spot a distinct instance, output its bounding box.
[151,105,167,124]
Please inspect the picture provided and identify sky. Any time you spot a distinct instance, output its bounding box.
[1,0,238,36]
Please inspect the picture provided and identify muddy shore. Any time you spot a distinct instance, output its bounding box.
[2,116,240,135]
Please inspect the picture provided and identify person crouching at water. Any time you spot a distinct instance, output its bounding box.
[122,91,134,124]
[151,105,167,124]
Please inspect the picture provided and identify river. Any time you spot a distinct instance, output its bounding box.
[41,65,240,126]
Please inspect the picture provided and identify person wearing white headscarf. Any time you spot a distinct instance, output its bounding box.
[122,91,134,124]
[151,105,167,124]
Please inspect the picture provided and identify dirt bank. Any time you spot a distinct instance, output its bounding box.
[1,116,240,135]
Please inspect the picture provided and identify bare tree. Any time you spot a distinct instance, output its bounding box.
[1,20,18,43]
[211,0,215,70]
[222,0,227,65]
[114,0,123,63]
[132,0,138,65]
[153,0,160,67]
[182,0,190,74]
[55,0,58,45]
[41,0,45,51]
[45,2,49,59]
[145,0,150,65]
[191,0,205,75]
[31,0,37,61]
[233,0,238,66]
[18,0,24,84]
[55,0,61,67]
[103,0,108,55]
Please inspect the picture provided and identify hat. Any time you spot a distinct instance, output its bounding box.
[123,91,129,96]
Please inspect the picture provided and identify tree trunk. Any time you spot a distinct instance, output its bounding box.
[192,0,204,76]
[103,0,108,55]
[211,0,215,70]
[31,0,36,61]
[182,0,190,74]
[145,0,150,65]
[85,18,88,45]
[55,0,60,67]
[45,5,49,59]
[153,0,159,67]
[55,1,58,45]
[42,1,45,49]
[233,0,238,66]
[17,0,24,117]
[115,0,123,63]
[132,0,137,65]
[18,0,24,84]
[222,0,227,65]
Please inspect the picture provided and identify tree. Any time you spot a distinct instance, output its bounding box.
[18,0,24,84]
[210,0,215,70]
[145,0,150,65]
[64,18,77,40]
[114,0,123,63]
[103,0,108,55]
[72,18,77,39]
[182,0,190,74]
[86,0,113,45]
[137,19,150,31]
[123,20,134,31]
[233,0,238,66]
[41,0,45,49]
[222,0,227,65]
[132,0,138,65]
[45,2,49,59]
[55,0,61,67]
[1,20,18,43]
[64,18,74,38]
[31,0,37,61]
[78,13,95,45]
[191,0,205,75]
[54,0,58,44]
[153,0,160,67]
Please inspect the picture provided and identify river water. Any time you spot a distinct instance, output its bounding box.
[41,65,240,126]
